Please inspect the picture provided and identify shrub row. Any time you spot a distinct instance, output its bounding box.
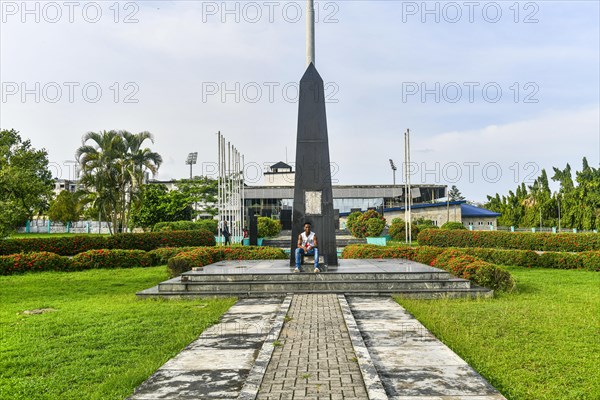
[167,246,288,277]
[418,230,600,252]
[458,247,600,271]
[342,244,514,291]
[0,230,215,256]
[153,220,218,234]
[0,245,287,276]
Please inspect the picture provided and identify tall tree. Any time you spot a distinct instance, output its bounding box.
[448,185,465,201]
[486,158,600,230]
[48,190,82,225]
[0,129,54,237]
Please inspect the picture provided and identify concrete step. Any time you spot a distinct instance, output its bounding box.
[180,271,453,283]
[138,286,492,299]
[136,259,494,299]
[159,278,472,293]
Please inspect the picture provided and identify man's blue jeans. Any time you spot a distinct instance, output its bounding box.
[295,247,319,269]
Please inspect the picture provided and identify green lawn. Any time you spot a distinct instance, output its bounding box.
[396,267,600,400]
[0,267,236,400]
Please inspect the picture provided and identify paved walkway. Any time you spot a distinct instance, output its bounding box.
[349,296,505,399]
[256,294,368,400]
[130,294,506,399]
[128,299,282,399]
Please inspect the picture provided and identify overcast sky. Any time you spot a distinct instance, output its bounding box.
[1,0,599,202]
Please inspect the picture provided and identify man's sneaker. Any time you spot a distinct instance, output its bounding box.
[293,268,300,273]
[314,267,320,273]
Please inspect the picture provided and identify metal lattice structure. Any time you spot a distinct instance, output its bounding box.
[217,131,245,245]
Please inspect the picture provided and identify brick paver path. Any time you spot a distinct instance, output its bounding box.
[256,294,368,400]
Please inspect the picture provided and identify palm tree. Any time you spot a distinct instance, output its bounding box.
[76,130,162,234]
[122,131,162,229]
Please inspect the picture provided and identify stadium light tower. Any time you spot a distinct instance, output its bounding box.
[389,159,397,185]
[186,152,198,179]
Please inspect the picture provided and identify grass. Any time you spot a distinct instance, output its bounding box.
[0,267,236,400]
[395,267,600,400]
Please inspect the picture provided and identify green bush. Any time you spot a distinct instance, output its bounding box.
[349,210,386,238]
[440,221,467,230]
[473,261,515,291]
[0,230,216,257]
[195,219,218,234]
[388,218,420,241]
[257,217,282,238]
[71,250,153,271]
[0,252,70,275]
[418,230,600,252]
[417,224,439,231]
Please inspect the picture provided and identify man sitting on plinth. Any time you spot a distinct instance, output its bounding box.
[295,222,320,273]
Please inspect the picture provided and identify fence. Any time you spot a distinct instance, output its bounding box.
[18,220,113,235]
[496,226,598,234]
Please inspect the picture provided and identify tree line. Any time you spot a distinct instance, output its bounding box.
[0,129,217,237]
[485,158,600,230]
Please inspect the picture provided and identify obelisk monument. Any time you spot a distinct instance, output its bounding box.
[290,0,338,266]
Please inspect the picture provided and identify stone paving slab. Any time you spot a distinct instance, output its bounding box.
[128,298,282,400]
[348,297,506,400]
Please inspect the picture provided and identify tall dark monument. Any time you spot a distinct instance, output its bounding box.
[290,0,338,266]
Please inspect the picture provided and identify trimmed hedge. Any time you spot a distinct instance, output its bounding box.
[167,246,287,278]
[0,252,71,275]
[71,249,153,271]
[418,230,600,252]
[153,220,218,234]
[0,245,288,276]
[342,244,515,291]
[0,230,215,256]
[458,247,600,272]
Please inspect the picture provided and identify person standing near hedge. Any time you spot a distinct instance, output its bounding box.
[221,220,231,245]
[294,222,319,273]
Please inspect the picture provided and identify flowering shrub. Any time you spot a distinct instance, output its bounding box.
[148,247,200,265]
[167,246,287,277]
[444,254,478,277]
[167,248,215,278]
[0,252,70,275]
[71,250,153,271]
[0,230,215,256]
[417,230,600,252]
[349,210,386,238]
